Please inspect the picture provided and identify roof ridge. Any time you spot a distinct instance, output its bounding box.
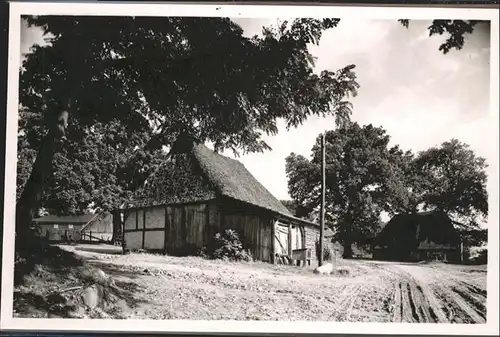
[191,143,293,217]
[129,138,294,218]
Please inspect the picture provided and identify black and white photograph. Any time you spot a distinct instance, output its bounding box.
[1,2,499,335]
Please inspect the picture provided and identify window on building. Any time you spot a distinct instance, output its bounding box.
[53,224,59,229]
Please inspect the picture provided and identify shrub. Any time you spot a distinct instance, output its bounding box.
[207,229,251,262]
[469,247,487,265]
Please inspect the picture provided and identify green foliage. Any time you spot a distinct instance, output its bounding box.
[468,247,487,265]
[399,19,481,54]
[20,16,358,155]
[17,118,168,215]
[206,229,252,262]
[279,199,314,219]
[286,122,404,257]
[16,135,37,202]
[18,16,360,217]
[413,139,488,229]
[459,228,488,248]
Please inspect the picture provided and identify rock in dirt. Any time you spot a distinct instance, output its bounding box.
[91,269,108,284]
[82,284,104,309]
[313,263,333,275]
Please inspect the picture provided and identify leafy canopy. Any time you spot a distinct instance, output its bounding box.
[413,139,488,229]
[286,122,403,256]
[399,19,481,54]
[21,16,359,155]
[18,16,360,215]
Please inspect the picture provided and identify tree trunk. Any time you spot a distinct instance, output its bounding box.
[15,107,69,248]
[342,240,353,259]
[111,209,122,244]
[341,214,354,259]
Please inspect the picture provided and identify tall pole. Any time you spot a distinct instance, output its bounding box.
[319,133,326,267]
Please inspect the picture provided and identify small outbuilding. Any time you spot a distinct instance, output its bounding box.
[122,133,322,264]
[373,210,462,262]
[32,212,113,243]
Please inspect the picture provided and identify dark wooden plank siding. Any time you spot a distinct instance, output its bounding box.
[124,198,296,263]
[184,204,206,246]
[305,225,320,261]
[218,198,274,262]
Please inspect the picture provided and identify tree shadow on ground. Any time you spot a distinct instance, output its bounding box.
[14,290,77,318]
[14,242,84,286]
[14,240,148,318]
[14,272,148,318]
[110,280,148,309]
[87,262,141,280]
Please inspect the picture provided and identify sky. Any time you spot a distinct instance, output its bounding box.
[19,18,495,227]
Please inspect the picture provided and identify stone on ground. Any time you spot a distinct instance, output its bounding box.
[82,284,104,309]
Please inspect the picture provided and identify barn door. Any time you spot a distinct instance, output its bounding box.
[274,223,289,256]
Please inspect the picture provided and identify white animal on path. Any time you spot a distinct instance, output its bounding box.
[313,263,334,275]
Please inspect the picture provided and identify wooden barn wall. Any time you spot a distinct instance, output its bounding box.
[274,223,289,255]
[145,230,165,250]
[36,223,84,241]
[185,203,207,246]
[125,231,143,249]
[123,198,323,263]
[218,198,274,262]
[304,225,320,261]
[123,202,213,254]
[222,213,273,262]
[164,202,209,252]
[137,209,144,229]
[124,210,137,231]
[145,207,165,228]
[291,225,303,251]
[274,220,306,256]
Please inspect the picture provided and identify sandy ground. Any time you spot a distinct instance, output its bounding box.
[49,245,487,322]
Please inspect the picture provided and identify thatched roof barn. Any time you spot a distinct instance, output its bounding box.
[122,133,320,264]
[373,210,462,262]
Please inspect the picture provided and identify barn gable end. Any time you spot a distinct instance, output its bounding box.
[373,211,461,262]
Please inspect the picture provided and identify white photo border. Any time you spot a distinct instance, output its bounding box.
[2,2,499,335]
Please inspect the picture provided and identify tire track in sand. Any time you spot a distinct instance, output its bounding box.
[379,263,449,323]
[330,283,362,321]
[394,263,486,324]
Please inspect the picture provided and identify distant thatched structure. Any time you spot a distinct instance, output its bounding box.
[122,133,320,264]
[373,210,462,262]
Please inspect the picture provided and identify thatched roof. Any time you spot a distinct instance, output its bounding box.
[374,210,461,250]
[127,135,308,222]
[192,143,293,217]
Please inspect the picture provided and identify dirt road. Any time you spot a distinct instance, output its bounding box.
[362,260,487,323]
[25,246,486,322]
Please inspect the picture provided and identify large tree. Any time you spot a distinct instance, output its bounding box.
[412,139,488,243]
[285,122,404,258]
[17,16,359,242]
